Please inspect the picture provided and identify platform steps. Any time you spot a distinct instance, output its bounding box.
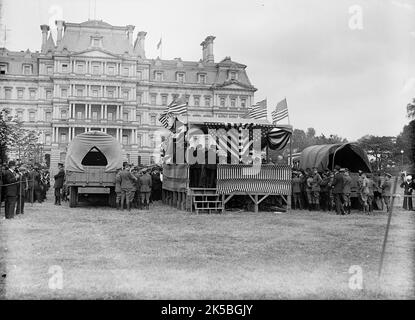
[190,188,223,214]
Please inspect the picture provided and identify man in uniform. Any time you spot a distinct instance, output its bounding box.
[3,161,19,219]
[54,163,65,205]
[310,167,322,211]
[16,165,28,215]
[119,163,137,211]
[342,168,352,214]
[332,165,345,215]
[319,171,331,212]
[292,171,302,210]
[138,169,152,210]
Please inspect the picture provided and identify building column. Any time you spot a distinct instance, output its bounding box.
[84,104,88,119]
[120,128,123,143]
[88,104,91,119]
[119,105,123,120]
[104,104,107,119]
[116,128,119,140]
[116,106,120,120]
[100,105,104,119]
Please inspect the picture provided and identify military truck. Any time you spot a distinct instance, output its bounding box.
[299,143,372,198]
[64,131,123,207]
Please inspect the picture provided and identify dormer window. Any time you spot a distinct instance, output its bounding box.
[176,72,185,83]
[229,71,237,81]
[23,64,33,75]
[198,73,206,84]
[91,36,102,48]
[154,71,163,81]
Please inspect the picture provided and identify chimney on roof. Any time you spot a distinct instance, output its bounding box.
[201,35,215,63]
[134,31,147,58]
[40,25,50,51]
[55,20,65,45]
[126,25,135,44]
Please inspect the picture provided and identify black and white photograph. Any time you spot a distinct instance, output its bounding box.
[0,0,414,305]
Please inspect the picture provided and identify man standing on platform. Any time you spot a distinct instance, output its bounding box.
[54,163,65,205]
[3,161,19,219]
[332,165,345,215]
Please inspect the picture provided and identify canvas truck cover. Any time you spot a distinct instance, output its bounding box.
[300,143,371,172]
[65,131,123,173]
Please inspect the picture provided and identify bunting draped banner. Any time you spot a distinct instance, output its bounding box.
[267,127,292,150]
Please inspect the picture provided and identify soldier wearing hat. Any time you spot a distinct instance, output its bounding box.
[3,161,20,219]
[16,165,28,215]
[332,165,345,215]
[342,168,352,214]
[53,163,65,205]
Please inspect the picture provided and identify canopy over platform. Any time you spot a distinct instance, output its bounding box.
[163,115,293,161]
[65,131,123,173]
[299,143,371,173]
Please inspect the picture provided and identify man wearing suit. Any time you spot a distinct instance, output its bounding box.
[119,163,137,211]
[54,163,65,205]
[16,165,28,215]
[138,169,152,210]
[332,165,345,215]
[3,161,19,219]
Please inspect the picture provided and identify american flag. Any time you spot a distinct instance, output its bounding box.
[168,96,188,115]
[158,111,170,128]
[245,99,267,120]
[271,98,289,123]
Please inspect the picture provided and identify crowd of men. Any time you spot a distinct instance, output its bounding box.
[114,163,162,211]
[291,166,414,214]
[0,160,51,219]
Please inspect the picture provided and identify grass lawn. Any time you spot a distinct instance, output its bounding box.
[0,196,414,299]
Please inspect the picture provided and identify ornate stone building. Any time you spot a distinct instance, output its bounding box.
[0,19,256,172]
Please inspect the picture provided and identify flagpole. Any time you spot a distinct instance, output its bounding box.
[286,97,293,168]
[160,34,163,59]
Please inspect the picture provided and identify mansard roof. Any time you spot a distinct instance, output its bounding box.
[56,20,133,54]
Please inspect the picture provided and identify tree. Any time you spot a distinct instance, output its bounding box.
[291,127,348,153]
[407,98,415,119]
[8,121,40,163]
[0,109,40,165]
[0,108,13,165]
[357,135,396,171]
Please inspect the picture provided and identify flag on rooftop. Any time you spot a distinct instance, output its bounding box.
[157,38,162,50]
[271,98,289,123]
[168,96,188,115]
[246,99,267,119]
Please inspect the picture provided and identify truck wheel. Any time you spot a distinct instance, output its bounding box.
[69,186,77,208]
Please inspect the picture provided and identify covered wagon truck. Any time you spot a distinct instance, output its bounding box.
[64,131,123,207]
[299,143,372,198]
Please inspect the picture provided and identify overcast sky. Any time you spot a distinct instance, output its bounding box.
[1,0,414,141]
